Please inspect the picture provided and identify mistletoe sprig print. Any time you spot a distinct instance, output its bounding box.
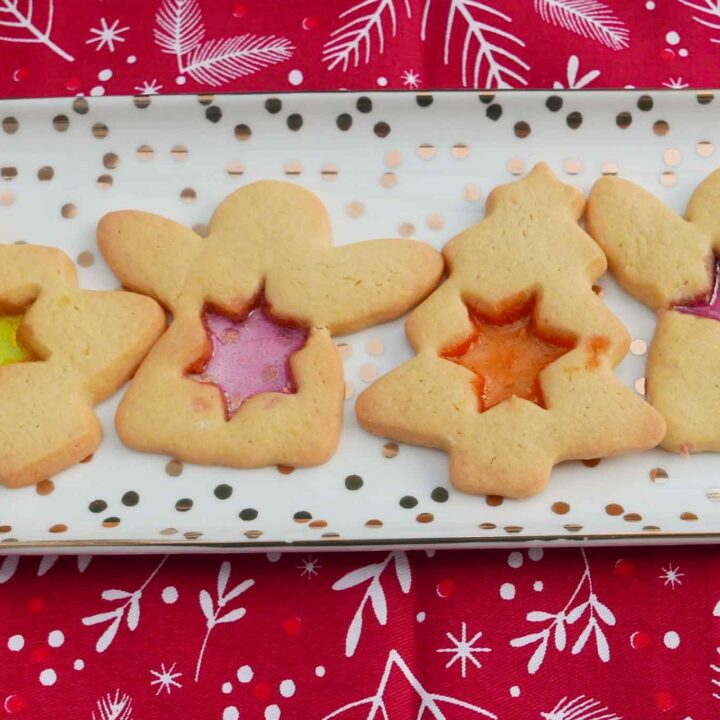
[194,560,254,681]
[510,549,616,674]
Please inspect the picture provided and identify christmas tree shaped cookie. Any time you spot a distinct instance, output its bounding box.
[98,180,443,468]
[0,244,165,488]
[587,169,720,452]
[357,163,665,498]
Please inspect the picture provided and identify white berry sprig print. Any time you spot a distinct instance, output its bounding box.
[510,549,615,674]
[333,551,411,657]
[82,556,167,653]
[194,560,254,681]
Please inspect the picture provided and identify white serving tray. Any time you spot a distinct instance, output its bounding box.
[1,90,719,553]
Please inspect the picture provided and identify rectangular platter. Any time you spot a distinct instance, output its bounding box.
[1,89,720,552]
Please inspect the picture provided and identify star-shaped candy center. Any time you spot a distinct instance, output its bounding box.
[441,299,575,412]
[0,313,34,367]
[675,255,720,321]
[187,300,308,419]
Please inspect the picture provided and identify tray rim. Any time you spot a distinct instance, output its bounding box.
[2,88,720,553]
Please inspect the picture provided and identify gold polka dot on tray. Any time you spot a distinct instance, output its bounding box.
[359,364,377,382]
[37,166,54,182]
[615,111,632,129]
[660,171,676,187]
[451,144,469,159]
[97,174,113,190]
[663,148,682,167]
[344,382,355,400]
[91,122,109,139]
[192,223,209,237]
[564,158,582,175]
[383,442,399,458]
[61,203,78,219]
[650,467,668,483]
[136,145,154,161]
[417,144,436,160]
[514,121,531,138]
[321,164,338,181]
[134,96,152,110]
[680,511,698,521]
[427,213,444,231]
[398,222,415,237]
[36,479,55,496]
[551,501,570,514]
[623,512,642,522]
[485,494,503,507]
[582,458,601,467]
[384,150,402,168]
[346,201,364,218]
[2,116,18,134]
[592,284,604,296]
[49,523,68,533]
[337,342,351,360]
[2,165,17,180]
[234,124,252,141]
[0,190,16,206]
[103,152,120,169]
[630,339,647,355]
[77,251,94,267]
[380,172,397,188]
[366,338,384,356]
[283,161,302,176]
[605,503,624,516]
[507,158,525,175]
[165,459,183,477]
[463,183,481,202]
[277,465,295,475]
[226,160,244,176]
[171,144,189,161]
[601,162,619,176]
[52,114,69,132]
[180,187,197,203]
[72,97,89,115]
[653,120,669,136]
[635,377,646,394]
[697,140,714,157]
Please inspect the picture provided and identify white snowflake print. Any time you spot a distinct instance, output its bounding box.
[663,77,690,89]
[86,18,129,52]
[510,549,615,675]
[421,0,529,88]
[0,0,74,61]
[541,694,622,720]
[297,555,322,579]
[553,54,600,89]
[134,79,163,95]
[436,622,491,678]
[150,662,183,695]
[91,690,133,720]
[154,0,294,87]
[333,551,411,657]
[659,564,684,589]
[321,648,497,719]
[401,68,421,88]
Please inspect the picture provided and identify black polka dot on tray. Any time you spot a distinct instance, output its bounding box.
[344,474,363,490]
[214,484,233,500]
[546,95,563,112]
[486,104,502,121]
[431,487,449,503]
[88,499,107,514]
[356,96,372,113]
[121,491,139,507]
[399,495,418,509]
[239,508,258,521]
[265,98,282,114]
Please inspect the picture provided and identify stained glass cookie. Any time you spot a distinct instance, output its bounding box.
[0,245,165,488]
[587,169,720,453]
[356,163,665,498]
[98,180,443,469]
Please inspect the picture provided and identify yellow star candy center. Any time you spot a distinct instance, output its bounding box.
[0,314,33,367]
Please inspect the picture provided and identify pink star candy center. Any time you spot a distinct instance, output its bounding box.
[188,302,308,419]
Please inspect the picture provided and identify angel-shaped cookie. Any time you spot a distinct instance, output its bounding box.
[587,169,720,453]
[357,163,665,498]
[98,180,443,468]
[0,245,165,488]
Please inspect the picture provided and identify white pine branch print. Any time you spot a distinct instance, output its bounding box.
[333,551,411,657]
[678,0,720,43]
[194,560,254,681]
[153,0,294,86]
[323,0,412,72]
[154,0,204,71]
[422,0,529,89]
[0,0,73,61]
[92,690,133,720]
[534,0,629,51]
[541,694,621,720]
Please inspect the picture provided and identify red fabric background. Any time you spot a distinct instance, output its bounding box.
[2,1,720,718]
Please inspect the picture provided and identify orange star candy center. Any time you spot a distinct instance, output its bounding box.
[441,297,576,412]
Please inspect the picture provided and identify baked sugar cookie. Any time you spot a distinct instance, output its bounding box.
[0,245,165,488]
[587,169,720,453]
[99,180,443,468]
[357,163,665,498]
